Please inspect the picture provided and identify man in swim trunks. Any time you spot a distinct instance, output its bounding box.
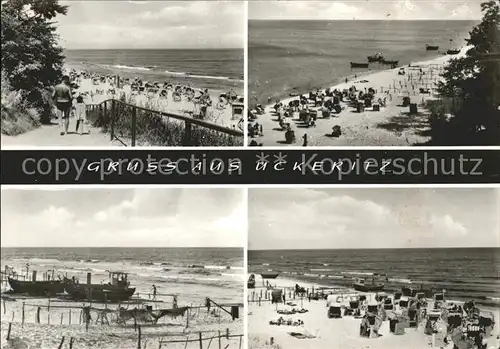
[52,75,73,135]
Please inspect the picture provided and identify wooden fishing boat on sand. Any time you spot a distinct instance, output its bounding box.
[446,49,461,55]
[8,277,65,297]
[426,45,439,51]
[260,271,280,279]
[352,278,384,292]
[63,272,136,302]
[350,62,369,69]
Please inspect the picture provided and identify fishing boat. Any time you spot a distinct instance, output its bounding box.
[401,285,433,298]
[8,277,65,296]
[247,274,256,289]
[381,59,399,66]
[426,45,439,51]
[350,62,369,69]
[260,271,280,279]
[63,272,136,302]
[367,53,384,62]
[446,49,461,55]
[352,278,384,292]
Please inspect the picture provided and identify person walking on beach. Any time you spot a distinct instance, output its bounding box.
[152,284,157,300]
[52,75,73,135]
[74,95,88,135]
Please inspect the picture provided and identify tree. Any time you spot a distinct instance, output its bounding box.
[1,0,67,123]
[436,0,500,145]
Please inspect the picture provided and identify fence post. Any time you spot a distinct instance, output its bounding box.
[184,121,192,146]
[199,332,203,349]
[57,337,65,349]
[22,302,25,327]
[137,325,142,349]
[110,99,116,141]
[7,322,12,340]
[131,106,137,147]
[218,331,221,349]
[103,100,107,123]
[70,337,75,349]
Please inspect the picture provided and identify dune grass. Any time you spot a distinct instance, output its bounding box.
[86,97,242,147]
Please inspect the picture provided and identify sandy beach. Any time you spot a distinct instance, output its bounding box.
[248,49,467,146]
[248,276,500,349]
[71,69,243,129]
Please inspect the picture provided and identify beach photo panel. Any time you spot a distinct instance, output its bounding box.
[247,187,500,349]
[247,0,500,146]
[0,187,246,348]
[1,1,245,147]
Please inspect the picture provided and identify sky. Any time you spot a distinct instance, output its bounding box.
[249,0,485,20]
[248,188,500,250]
[1,188,245,248]
[55,1,244,49]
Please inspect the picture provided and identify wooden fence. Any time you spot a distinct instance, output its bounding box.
[86,99,244,146]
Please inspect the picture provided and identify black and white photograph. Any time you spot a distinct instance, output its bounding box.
[247,0,500,146]
[0,188,245,348]
[247,188,500,349]
[1,1,244,147]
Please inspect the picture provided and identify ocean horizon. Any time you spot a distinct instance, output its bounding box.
[248,247,500,306]
[2,247,244,305]
[249,19,477,105]
[63,48,244,93]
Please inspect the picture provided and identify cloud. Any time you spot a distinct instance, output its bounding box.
[1,188,244,247]
[429,214,467,236]
[56,1,244,49]
[249,0,484,20]
[248,189,496,250]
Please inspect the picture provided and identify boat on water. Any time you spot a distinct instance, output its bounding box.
[8,277,65,297]
[350,62,369,69]
[367,53,384,62]
[447,49,461,55]
[381,59,399,66]
[260,271,280,279]
[248,274,256,289]
[352,278,384,292]
[426,45,439,51]
[63,272,135,302]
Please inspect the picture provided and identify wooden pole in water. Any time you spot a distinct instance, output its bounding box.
[11,311,14,321]
[198,332,203,349]
[6,322,12,340]
[21,302,25,327]
[184,336,189,349]
[36,306,41,323]
[69,338,75,349]
[69,309,72,325]
[218,331,221,349]
[60,312,64,325]
[239,335,242,349]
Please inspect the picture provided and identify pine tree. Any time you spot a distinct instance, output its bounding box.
[436,0,500,145]
[1,0,68,123]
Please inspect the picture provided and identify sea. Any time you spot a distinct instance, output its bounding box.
[248,248,500,307]
[249,20,477,105]
[1,247,243,305]
[64,49,244,93]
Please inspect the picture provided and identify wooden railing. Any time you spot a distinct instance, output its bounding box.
[86,99,244,146]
